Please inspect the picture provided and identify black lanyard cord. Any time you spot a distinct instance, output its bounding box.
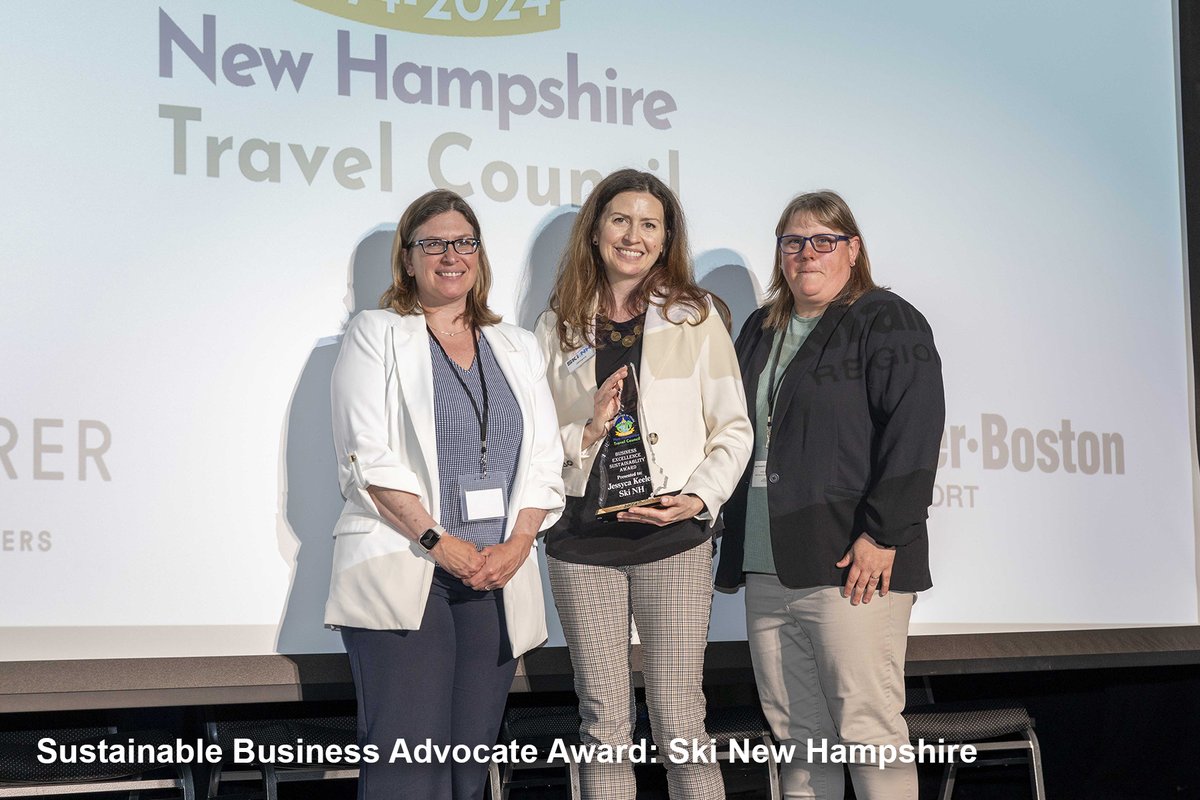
[764,327,788,449]
[428,326,489,473]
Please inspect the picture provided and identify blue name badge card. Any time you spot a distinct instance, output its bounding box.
[458,473,507,521]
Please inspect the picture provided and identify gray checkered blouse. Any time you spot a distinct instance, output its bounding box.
[430,333,523,549]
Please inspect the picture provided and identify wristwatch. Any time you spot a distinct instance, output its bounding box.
[418,524,446,552]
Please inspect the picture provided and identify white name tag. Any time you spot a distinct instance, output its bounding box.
[751,460,768,488]
[565,345,596,373]
[458,473,507,521]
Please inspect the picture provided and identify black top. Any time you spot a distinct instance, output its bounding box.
[715,290,945,593]
[545,314,708,566]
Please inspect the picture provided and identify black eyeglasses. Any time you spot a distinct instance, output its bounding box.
[777,234,852,254]
[408,237,481,255]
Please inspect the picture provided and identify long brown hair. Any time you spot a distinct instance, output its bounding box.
[763,191,883,331]
[380,189,501,327]
[548,169,719,350]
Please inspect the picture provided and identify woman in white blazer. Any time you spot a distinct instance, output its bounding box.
[327,190,565,800]
[535,169,753,800]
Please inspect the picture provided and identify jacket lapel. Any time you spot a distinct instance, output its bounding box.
[568,318,599,396]
[481,325,526,408]
[769,303,853,426]
[638,299,684,395]
[480,326,532,506]
[390,313,437,485]
[740,311,773,432]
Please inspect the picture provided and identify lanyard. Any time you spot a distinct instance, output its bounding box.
[428,326,489,474]
[764,328,788,451]
[764,314,822,449]
[766,315,818,450]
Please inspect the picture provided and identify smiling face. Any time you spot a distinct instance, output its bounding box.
[594,191,667,293]
[403,210,478,311]
[780,213,860,317]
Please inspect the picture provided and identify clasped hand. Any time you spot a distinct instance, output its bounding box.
[431,533,533,592]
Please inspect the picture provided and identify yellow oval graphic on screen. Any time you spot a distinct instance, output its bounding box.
[295,0,562,37]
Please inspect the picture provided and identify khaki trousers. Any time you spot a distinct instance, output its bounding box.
[746,576,917,800]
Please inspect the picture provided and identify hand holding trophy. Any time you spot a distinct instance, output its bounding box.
[583,366,626,450]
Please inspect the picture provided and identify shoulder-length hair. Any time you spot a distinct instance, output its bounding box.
[380,189,501,327]
[763,190,883,331]
[548,169,720,351]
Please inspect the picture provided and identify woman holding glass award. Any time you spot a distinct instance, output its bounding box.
[534,169,753,800]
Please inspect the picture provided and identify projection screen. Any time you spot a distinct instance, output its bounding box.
[0,0,1195,663]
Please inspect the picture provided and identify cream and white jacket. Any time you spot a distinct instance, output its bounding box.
[534,298,752,524]
[325,309,565,657]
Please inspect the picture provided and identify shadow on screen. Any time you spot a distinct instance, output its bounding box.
[514,206,577,647]
[693,250,760,639]
[275,224,395,654]
[516,206,577,332]
[696,249,761,335]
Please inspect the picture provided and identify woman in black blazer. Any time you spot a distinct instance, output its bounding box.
[716,191,944,800]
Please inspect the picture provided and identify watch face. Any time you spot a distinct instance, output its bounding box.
[420,528,440,550]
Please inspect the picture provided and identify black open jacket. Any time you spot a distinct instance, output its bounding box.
[715,289,945,593]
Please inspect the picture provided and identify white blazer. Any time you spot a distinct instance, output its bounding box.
[324,309,565,657]
[534,298,752,524]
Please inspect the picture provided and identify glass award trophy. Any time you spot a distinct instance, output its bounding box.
[596,362,667,517]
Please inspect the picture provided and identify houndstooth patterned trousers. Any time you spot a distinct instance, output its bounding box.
[547,542,724,800]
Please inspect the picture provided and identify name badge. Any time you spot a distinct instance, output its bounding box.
[751,460,768,488]
[565,345,596,373]
[458,473,507,521]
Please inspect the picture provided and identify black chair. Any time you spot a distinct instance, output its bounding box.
[903,682,1046,800]
[487,705,582,800]
[205,716,358,800]
[699,704,781,800]
[0,726,194,799]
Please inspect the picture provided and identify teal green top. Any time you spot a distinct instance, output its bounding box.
[743,312,822,574]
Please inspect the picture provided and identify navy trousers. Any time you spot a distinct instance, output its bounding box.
[342,567,517,800]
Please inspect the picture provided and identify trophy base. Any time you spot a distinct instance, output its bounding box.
[596,491,680,520]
